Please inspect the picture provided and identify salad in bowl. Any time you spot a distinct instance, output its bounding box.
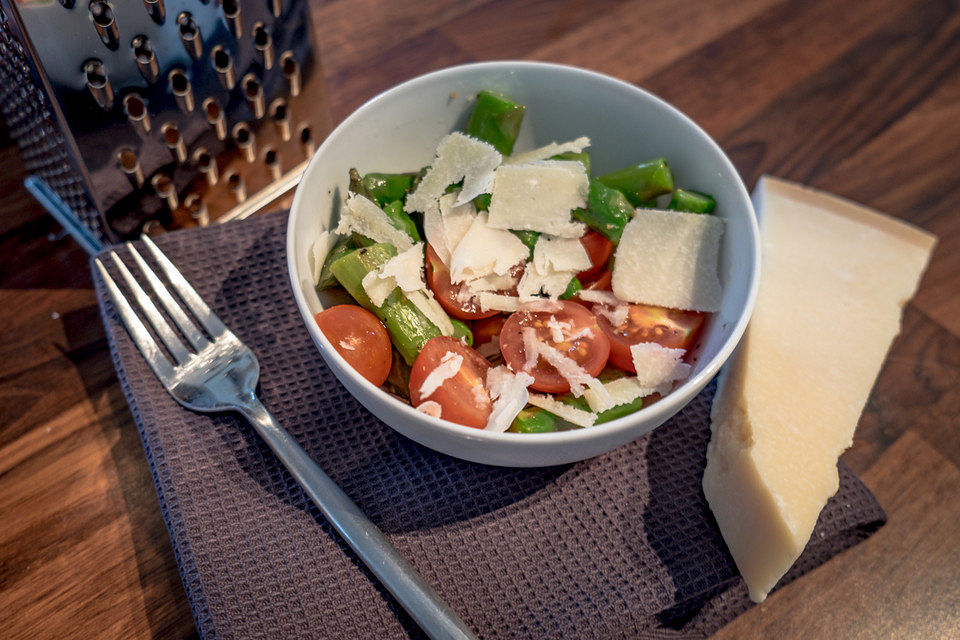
[287,61,758,466]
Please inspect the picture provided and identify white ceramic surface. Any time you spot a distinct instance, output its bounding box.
[287,61,760,467]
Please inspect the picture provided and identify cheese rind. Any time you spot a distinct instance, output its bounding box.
[703,175,936,603]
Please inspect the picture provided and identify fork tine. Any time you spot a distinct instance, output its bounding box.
[126,243,211,353]
[95,258,177,384]
[140,235,229,338]
[109,252,192,364]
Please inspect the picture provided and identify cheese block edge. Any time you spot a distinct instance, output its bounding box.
[703,175,936,603]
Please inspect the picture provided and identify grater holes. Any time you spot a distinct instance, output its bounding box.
[88,1,119,49]
[177,12,202,58]
[222,0,241,37]
[203,97,227,139]
[161,122,187,162]
[280,51,300,96]
[212,46,236,90]
[242,74,265,118]
[232,121,255,162]
[252,22,273,69]
[123,93,151,132]
[143,0,164,24]
[83,58,113,109]
[131,34,159,83]
[117,148,144,188]
[168,68,194,112]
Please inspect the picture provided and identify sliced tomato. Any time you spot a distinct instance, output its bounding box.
[408,336,492,428]
[315,305,392,386]
[499,300,610,394]
[577,231,614,284]
[585,269,612,292]
[471,314,507,347]
[596,303,706,372]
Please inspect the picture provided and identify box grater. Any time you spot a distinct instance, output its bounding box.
[0,0,332,251]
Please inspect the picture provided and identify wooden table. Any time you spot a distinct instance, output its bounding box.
[2,1,958,638]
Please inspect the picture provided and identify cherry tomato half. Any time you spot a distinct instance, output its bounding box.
[315,305,392,386]
[499,300,610,394]
[424,244,523,320]
[596,303,706,372]
[585,269,612,292]
[408,336,493,428]
[577,231,614,284]
[471,314,507,348]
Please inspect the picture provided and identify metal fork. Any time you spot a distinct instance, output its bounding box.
[95,236,477,640]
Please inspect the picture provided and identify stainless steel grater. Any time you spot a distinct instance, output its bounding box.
[0,0,332,251]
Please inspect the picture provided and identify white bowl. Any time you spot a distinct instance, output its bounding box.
[287,61,759,467]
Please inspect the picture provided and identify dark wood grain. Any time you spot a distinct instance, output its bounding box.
[1,1,958,638]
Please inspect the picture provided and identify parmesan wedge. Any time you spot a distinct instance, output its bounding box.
[703,176,936,603]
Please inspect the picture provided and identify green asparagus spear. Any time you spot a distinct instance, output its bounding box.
[559,276,583,300]
[511,229,541,256]
[473,192,492,212]
[573,178,635,243]
[362,172,417,208]
[329,244,442,364]
[382,200,422,242]
[315,235,355,290]
[557,393,645,425]
[599,159,674,207]
[667,188,716,214]
[450,318,474,346]
[551,150,591,173]
[508,406,557,433]
[465,90,526,155]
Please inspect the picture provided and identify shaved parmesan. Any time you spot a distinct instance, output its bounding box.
[407,289,455,336]
[424,193,476,266]
[533,235,592,273]
[477,291,521,312]
[583,377,654,413]
[516,265,574,299]
[448,212,529,283]
[336,193,415,252]
[360,243,426,308]
[546,316,571,343]
[416,400,442,418]
[575,290,621,305]
[613,209,724,312]
[487,161,589,238]
[379,243,426,293]
[595,303,629,328]
[405,133,501,212]
[527,393,597,428]
[484,366,534,432]
[506,136,591,165]
[520,327,609,404]
[630,342,691,388]
[311,230,336,285]
[338,339,356,351]
[361,269,396,308]
[517,239,583,299]
[418,351,463,399]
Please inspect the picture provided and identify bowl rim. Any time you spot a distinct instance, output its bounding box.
[287,60,760,446]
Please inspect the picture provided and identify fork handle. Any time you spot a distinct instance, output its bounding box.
[238,398,478,640]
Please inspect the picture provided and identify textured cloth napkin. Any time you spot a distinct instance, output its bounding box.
[93,211,886,640]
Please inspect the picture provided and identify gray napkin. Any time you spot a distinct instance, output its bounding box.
[92,211,885,640]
